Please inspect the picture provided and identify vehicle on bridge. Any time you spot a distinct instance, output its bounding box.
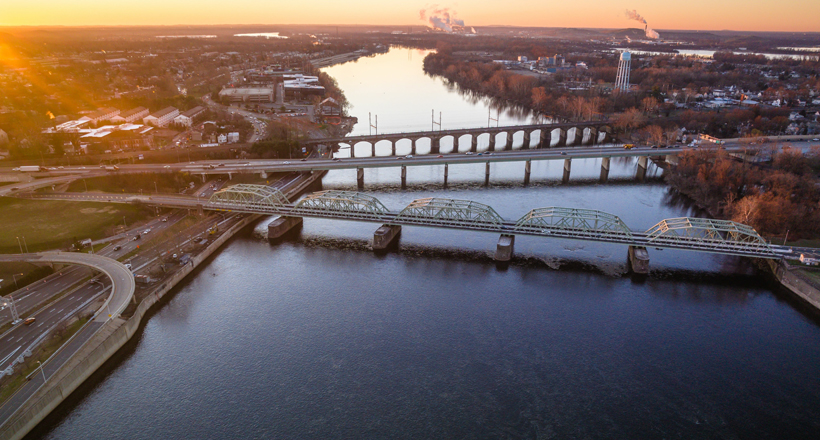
[623,144,635,150]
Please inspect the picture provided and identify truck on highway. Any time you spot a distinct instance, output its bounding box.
[622,144,635,150]
[17,165,42,172]
[104,165,120,171]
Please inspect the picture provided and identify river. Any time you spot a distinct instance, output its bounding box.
[30,48,820,440]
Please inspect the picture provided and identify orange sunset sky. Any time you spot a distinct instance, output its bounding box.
[2,0,819,32]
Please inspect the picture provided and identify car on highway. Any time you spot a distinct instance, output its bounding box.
[465,152,473,155]
[283,161,290,164]
[477,153,483,156]
[406,155,414,158]
[164,165,171,168]
[133,234,141,241]
[300,158,307,162]
[125,263,132,270]
[143,229,151,234]
[396,156,404,160]
[437,155,444,158]
[161,217,168,222]
[113,245,122,251]
[11,187,19,191]
[333,158,341,161]
[561,151,567,155]
[24,317,36,325]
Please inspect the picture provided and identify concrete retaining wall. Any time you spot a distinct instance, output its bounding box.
[769,259,820,310]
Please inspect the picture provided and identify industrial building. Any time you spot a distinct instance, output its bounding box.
[218,87,275,103]
[87,107,121,124]
[283,74,325,98]
[143,106,180,127]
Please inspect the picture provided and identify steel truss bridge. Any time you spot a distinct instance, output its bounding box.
[205,184,785,259]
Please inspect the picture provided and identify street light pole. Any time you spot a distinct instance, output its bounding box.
[12,273,22,289]
[16,237,23,254]
[36,361,46,383]
[22,236,28,254]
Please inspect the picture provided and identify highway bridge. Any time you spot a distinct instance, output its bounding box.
[23,185,790,263]
[2,143,767,191]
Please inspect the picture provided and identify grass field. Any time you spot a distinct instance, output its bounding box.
[0,198,153,254]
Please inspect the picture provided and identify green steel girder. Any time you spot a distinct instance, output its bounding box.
[645,217,771,250]
[208,184,289,211]
[395,198,504,228]
[292,190,389,217]
[514,207,633,238]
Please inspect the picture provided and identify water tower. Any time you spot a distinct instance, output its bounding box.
[615,51,631,92]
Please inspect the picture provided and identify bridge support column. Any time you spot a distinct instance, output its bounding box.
[636,156,648,182]
[539,130,549,148]
[391,141,396,156]
[443,163,449,186]
[489,133,497,151]
[357,167,364,189]
[558,129,567,147]
[522,131,531,149]
[485,161,491,186]
[371,143,376,157]
[228,172,232,180]
[401,165,407,188]
[502,133,512,151]
[349,143,355,158]
[563,158,572,183]
[201,174,206,183]
[494,234,515,262]
[267,216,303,240]
[196,204,204,216]
[470,136,478,153]
[373,224,401,251]
[431,137,440,155]
[600,157,611,183]
[628,246,650,274]
[524,160,531,185]
[665,154,679,166]
[587,127,598,145]
[411,139,417,155]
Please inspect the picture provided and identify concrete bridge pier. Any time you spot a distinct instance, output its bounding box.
[371,143,376,157]
[470,135,478,153]
[443,163,449,186]
[636,156,648,182]
[557,129,567,147]
[373,224,401,251]
[228,172,232,180]
[587,127,598,145]
[391,141,397,156]
[539,130,550,149]
[524,160,532,185]
[494,234,515,262]
[201,174,206,183]
[522,131,531,149]
[267,216,303,240]
[485,161,491,186]
[628,246,650,274]
[502,133,513,151]
[430,137,440,155]
[489,133,497,151]
[357,167,364,189]
[411,139,417,155]
[600,157,611,182]
[349,143,356,158]
[665,154,679,166]
[196,204,204,216]
[562,158,572,183]
[401,165,407,188]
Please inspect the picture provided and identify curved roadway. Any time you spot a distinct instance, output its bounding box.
[0,252,134,322]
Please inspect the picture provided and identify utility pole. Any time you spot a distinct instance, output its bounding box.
[369,113,378,135]
[488,109,499,128]
[432,110,441,131]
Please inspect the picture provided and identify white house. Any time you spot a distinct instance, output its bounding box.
[217,133,228,144]
[227,132,240,143]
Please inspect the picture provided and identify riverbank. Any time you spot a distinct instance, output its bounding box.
[767,259,820,311]
[0,171,324,440]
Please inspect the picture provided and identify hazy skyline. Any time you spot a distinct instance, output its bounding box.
[2,0,820,33]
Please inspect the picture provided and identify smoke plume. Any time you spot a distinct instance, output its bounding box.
[419,5,469,33]
[624,9,660,40]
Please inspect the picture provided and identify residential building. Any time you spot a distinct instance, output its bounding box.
[87,107,121,124]
[227,132,240,143]
[120,106,150,123]
[319,97,342,116]
[143,106,180,127]
[173,106,206,127]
